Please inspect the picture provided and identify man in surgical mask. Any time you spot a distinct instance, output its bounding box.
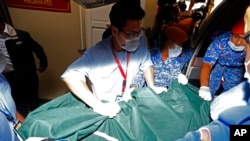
[61,0,165,119]
[199,19,247,101]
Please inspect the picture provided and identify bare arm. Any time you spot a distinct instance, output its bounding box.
[200,62,213,86]
[143,66,155,87]
[61,77,102,108]
[16,111,25,122]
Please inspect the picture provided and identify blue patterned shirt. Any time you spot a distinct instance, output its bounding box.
[133,46,194,87]
[203,31,246,96]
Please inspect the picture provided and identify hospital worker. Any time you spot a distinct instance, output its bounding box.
[61,0,165,118]
[176,6,250,141]
[152,25,193,87]
[199,19,247,101]
[133,25,193,88]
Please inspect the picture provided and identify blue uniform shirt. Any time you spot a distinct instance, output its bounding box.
[133,46,194,88]
[152,47,193,87]
[203,32,246,96]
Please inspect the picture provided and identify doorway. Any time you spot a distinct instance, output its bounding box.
[0,0,12,25]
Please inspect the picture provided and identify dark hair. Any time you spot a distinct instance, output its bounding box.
[0,13,5,24]
[102,27,112,40]
[109,1,145,30]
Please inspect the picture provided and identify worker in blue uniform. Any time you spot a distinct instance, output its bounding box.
[199,19,247,101]
[176,6,250,141]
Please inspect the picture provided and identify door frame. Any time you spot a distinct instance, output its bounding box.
[0,0,13,25]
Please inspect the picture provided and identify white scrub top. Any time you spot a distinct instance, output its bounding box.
[61,35,152,102]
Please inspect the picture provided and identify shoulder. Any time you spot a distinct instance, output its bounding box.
[85,38,111,56]
[208,32,230,49]
[15,29,31,39]
[135,35,150,53]
[15,29,29,35]
[151,51,161,61]
[215,32,231,41]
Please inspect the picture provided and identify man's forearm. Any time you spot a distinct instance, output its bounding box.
[61,77,102,108]
[144,66,154,87]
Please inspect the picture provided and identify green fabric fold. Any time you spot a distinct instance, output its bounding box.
[17,80,210,141]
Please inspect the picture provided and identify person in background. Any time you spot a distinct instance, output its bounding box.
[0,13,48,117]
[152,25,193,87]
[198,19,247,101]
[187,0,206,14]
[133,24,194,88]
[61,0,165,119]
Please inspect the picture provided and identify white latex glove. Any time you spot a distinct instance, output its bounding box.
[198,127,211,141]
[93,102,121,118]
[150,86,167,94]
[120,88,133,102]
[26,137,48,141]
[177,73,188,85]
[199,86,212,101]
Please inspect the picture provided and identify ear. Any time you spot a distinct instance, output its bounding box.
[111,26,119,35]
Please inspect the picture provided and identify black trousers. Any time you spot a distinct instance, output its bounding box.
[3,71,39,117]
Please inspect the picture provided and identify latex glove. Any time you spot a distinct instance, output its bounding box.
[150,86,167,94]
[177,73,188,85]
[26,137,48,141]
[198,127,211,141]
[199,86,212,101]
[93,102,121,118]
[120,88,133,102]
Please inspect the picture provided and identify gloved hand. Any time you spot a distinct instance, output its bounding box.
[120,88,133,102]
[199,86,212,101]
[150,86,167,94]
[93,102,121,118]
[198,127,211,141]
[177,73,188,85]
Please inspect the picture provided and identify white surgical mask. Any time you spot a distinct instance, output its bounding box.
[117,34,141,52]
[121,36,140,52]
[244,60,250,82]
[168,44,182,58]
[228,40,245,52]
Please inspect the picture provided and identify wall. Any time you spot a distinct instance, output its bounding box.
[144,0,157,29]
[8,0,85,99]
[8,0,156,99]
